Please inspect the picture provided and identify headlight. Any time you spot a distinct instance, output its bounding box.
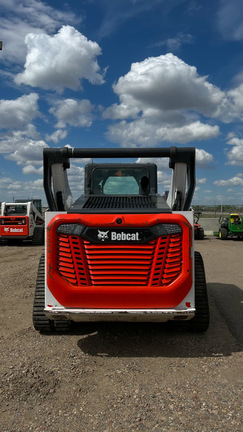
[57,223,85,236]
[152,223,182,237]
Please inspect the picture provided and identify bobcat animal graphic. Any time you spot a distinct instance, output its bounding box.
[98,230,109,241]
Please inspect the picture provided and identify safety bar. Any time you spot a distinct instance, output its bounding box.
[43,146,195,211]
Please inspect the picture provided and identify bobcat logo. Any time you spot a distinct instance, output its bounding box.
[97,230,109,241]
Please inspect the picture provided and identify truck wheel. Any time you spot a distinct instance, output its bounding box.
[189,251,210,332]
[219,228,227,240]
[32,227,44,245]
[33,254,72,333]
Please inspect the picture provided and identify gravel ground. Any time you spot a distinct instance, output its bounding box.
[0,237,242,432]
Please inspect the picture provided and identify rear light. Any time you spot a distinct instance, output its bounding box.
[57,223,85,236]
[1,217,26,225]
[152,223,182,236]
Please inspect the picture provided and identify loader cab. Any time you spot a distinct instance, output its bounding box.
[4,204,27,216]
[85,163,158,196]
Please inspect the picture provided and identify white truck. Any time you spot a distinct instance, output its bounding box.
[0,201,44,245]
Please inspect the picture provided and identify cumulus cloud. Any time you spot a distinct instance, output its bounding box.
[1,0,79,64]
[6,140,48,166]
[0,93,40,130]
[45,129,68,144]
[15,26,105,92]
[226,136,243,166]
[107,119,219,147]
[216,84,243,122]
[106,54,224,118]
[104,54,243,125]
[22,165,43,175]
[197,178,207,184]
[0,175,45,202]
[195,148,214,167]
[214,176,243,187]
[103,54,225,147]
[49,98,94,128]
[104,52,243,150]
[0,125,41,154]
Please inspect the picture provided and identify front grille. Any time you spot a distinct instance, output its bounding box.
[83,196,155,209]
[57,233,182,287]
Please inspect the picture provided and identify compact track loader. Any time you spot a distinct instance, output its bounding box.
[0,201,44,245]
[33,147,209,333]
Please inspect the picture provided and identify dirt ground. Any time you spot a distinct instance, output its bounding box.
[0,237,242,432]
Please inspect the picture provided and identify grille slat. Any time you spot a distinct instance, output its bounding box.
[56,232,183,287]
[84,240,155,285]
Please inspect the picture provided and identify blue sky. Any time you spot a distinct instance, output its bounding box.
[0,0,243,206]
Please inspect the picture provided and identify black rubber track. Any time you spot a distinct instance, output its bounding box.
[32,227,44,245]
[189,251,210,332]
[32,254,72,333]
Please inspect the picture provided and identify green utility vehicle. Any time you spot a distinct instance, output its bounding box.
[218,213,243,239]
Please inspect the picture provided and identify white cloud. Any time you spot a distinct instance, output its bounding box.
[226,136,243,166]
[22,165,43,175]
[196,148,214,167]
[6,140,48,166]
[218,84,243,122]
[15,26,105,92]
[107,54,224,118]
[104,52,243,147]
[45,129,68,144]
[103,53,243,124]
[1,0,79,64]
[49,99,94,128]
[197,178,207,184]
[107,119,219,147]
[0,176,44,203]
[214,176,243,187]
[0,125,41,154]
[103,54,224,147]
[0,93,39,130]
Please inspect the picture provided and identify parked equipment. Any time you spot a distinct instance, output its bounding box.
[194,211,204,240]
[218,213,243,240]
[33,147,209,333]
[0,201,44,245]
